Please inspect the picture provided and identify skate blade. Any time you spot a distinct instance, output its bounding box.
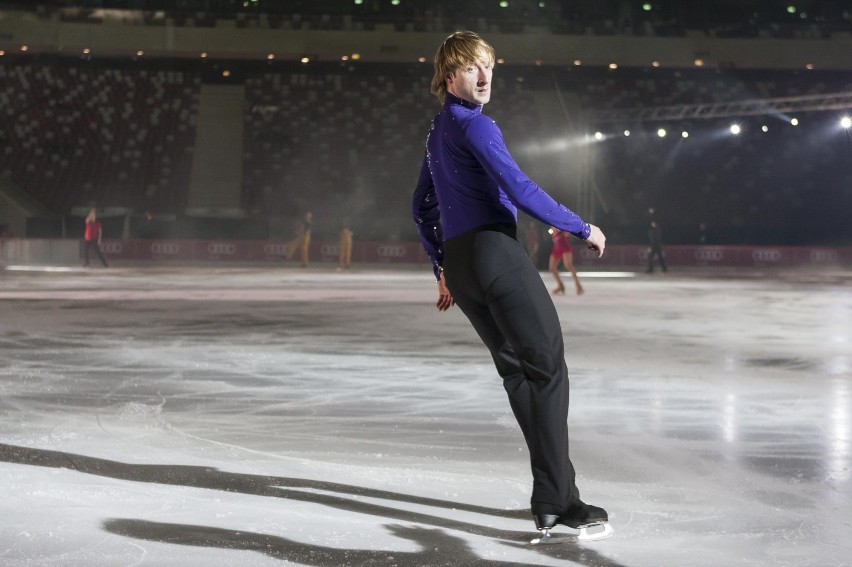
[577,522,614,541]
[531,522,613,545]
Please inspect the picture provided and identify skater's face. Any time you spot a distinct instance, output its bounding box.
[446,56,492,106]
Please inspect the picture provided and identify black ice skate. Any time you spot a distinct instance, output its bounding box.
[531,501,613,544]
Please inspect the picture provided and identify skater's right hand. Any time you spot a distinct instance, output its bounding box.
[436,272,455,312]
[586,224,606,258]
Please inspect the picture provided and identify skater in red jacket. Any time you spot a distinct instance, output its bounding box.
[83,208,108,268]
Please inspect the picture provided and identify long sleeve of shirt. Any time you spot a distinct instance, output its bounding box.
[412,154,444,280]
[412,93,591,277]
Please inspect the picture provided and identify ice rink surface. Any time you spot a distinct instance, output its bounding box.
[0,264,850,567]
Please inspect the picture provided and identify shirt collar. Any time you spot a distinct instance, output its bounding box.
[444,92,482,113]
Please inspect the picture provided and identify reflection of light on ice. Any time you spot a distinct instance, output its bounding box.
[825,356,850,375]
[576,271,636,278]
[724,355,739,372]
[722,393,737,443]
[830,378,849,478]
[5,265,80,272]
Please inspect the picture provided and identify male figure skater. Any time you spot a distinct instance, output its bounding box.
[412,31,611,540]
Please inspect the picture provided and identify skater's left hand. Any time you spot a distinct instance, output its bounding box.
[586,224,606,258]
[436,272,455,312]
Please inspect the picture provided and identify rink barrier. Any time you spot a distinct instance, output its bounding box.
[1,238,851,268]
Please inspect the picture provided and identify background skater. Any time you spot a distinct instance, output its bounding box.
[647,220,667,273]
[286,211,313,267]
[412,31,612,542]
[548,227,584,296]
[83,208,109,268]
[338,219,353,270]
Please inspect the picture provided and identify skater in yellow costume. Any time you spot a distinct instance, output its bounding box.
[287,211,312,267]
[338,220,353,270]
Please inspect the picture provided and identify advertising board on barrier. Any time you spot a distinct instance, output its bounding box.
[751,249,782,264]
[206,242,237,258]
[150,241,182,258]
[694,248,725,263]
[3,238,849,268]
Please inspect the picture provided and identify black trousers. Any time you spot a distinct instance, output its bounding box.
[83,240,108,267]
[647,245,667,272]
[443,225,579,515]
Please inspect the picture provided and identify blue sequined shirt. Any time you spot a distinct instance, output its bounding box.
[412,93,591,280]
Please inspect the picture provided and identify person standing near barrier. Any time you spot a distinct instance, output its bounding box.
[338,219,353,270]
[524,221,540,266]
[647,220,667,273]
[83,208,109,268]
[287,211,313,267]
[412,31,612,542]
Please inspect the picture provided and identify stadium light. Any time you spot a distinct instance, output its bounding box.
[841,116,852,129]
[657,128,667,138]
[623,130,631,137]
[730,124,741,135]
[594,132,604,140]
[681,131,689,138]
[790,118,799,126]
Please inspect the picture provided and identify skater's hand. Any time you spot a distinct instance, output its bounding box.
[586,224,606,258]
[436,272,455,312]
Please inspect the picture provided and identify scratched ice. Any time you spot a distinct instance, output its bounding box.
[0,266,850,566]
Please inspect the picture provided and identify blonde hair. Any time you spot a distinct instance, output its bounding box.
[431,31,496,103]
